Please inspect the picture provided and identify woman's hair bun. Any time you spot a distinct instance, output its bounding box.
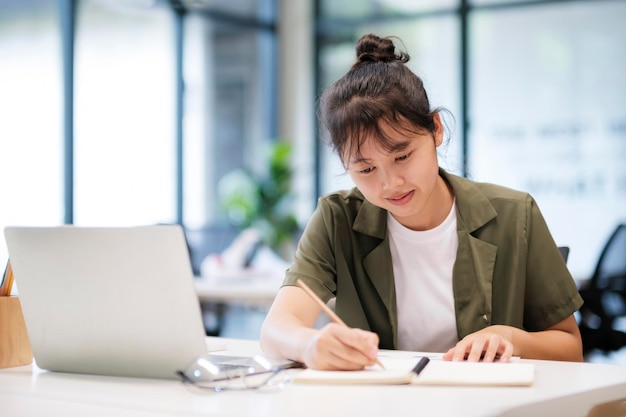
[355,33,409,64]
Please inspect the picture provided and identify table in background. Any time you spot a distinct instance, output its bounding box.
[194,274,282,306]
[2,337,626,417]
[194,274,283,336]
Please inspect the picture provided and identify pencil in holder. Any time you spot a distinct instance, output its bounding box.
[0,296,33,368]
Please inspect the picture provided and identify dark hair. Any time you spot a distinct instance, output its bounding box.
[319,34,439,166]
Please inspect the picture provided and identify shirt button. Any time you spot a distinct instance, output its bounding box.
[482,314,488,322]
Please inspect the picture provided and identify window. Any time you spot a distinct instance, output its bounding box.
[74,0,176,226]
[0,0,62,265]
[183,14,278,229]
[0,0,278,271]
[468,1,626,278]
[319,0,457,18]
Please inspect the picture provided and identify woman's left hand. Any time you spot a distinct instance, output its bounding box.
[442,325,515,362]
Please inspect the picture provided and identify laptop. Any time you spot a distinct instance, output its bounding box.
[4,225,281,380]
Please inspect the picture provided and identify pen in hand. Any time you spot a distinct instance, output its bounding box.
[296,279,386,370]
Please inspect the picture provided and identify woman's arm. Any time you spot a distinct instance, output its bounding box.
[259,286,381,370]
[442,314,583,362]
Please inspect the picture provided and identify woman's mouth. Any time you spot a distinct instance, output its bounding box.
[386,190,414,206]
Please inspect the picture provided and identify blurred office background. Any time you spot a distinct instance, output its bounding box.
[1,0,625,361]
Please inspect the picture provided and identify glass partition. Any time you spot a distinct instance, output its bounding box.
[0,0,63,265]
[320,0,458,18]
[73,0,176,226]
[183,17,277,229]
[468,1,626,278]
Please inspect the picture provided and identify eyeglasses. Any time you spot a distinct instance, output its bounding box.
[177,356,294,393]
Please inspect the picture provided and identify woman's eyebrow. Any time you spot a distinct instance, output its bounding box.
[350,156,372,164]
[388,140,411,153]
[348,139,413,165]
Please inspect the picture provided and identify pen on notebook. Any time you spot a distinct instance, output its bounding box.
[1,260,14,297]
[296,278,386,370]
[411,356,430,376]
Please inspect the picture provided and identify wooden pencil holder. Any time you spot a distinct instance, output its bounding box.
[0,296,33,368]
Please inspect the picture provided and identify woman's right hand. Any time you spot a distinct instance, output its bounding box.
[301,322,380,370]
[260,286,381,370]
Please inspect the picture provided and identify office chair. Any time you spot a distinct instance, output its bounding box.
[578,224,626,355]
[558,246,570,263]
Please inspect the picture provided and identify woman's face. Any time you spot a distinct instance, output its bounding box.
[345,115,451,231]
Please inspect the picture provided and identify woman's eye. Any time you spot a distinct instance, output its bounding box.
[396,152,411,162]
[359,167,374,174]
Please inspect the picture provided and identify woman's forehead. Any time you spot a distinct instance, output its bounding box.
[344,136,414,168]
[356,136,411,157]
[340,116,430,164]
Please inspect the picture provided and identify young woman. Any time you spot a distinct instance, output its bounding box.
[260,33,583,370]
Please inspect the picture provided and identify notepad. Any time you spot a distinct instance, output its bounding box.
[292,357,535,386]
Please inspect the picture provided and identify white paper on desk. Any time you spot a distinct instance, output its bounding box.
[292,368,415,385]
[292,357,534,386]
[413,360,535,386]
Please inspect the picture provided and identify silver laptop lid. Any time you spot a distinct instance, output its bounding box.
[4,225,207,379]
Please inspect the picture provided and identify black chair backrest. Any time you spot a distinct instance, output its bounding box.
[591,224,626,290]
[558,246,570,263]
[578,223,626,354]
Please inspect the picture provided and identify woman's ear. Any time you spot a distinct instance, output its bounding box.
[433,112,444,147]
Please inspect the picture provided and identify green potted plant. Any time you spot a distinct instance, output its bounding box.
[217,141,299,260]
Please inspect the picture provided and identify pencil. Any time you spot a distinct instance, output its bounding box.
[296,278,385,369]
[1,260,14,297]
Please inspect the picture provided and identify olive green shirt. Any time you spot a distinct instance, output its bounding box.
[283,169,583,350]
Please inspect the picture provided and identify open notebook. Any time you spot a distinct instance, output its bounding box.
[293,356,535,386]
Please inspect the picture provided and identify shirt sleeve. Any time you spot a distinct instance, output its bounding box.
[282,198,338,303]
[523,195,584,331]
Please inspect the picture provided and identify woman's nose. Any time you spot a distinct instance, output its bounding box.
[381,168,404,189]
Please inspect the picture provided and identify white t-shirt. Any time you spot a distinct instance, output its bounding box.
[387,201,459,352]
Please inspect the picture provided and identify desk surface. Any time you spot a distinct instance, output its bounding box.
[2,337,626,417]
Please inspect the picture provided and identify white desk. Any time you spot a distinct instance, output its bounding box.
[1,337,625,417]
